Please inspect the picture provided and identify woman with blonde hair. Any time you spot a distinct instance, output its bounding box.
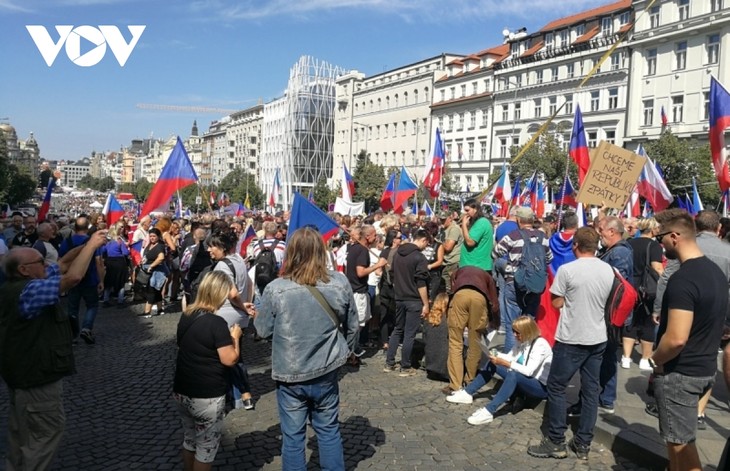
[423,292,450,381]
[173,271,242,471]
[256,227,359,471]
[447,315,552,425]
[102,222,130,308]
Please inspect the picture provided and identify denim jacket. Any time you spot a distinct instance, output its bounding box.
[255,271,359,383]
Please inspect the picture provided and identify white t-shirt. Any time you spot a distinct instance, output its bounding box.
[367,248,382,287]
[550,257,614,345]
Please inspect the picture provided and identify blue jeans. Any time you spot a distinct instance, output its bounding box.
[276,370,344,471]
[464,363,548,414]
[599,339,618,408]
[386,300,423,369]
[547,341,606,447]
[67,284,99,333]
[229,362,250,409]
[501,282,539,353]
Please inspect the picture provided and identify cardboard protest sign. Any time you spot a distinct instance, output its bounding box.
[576,141,646,209]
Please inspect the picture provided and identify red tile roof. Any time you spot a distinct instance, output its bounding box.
[476,44,510,57]
[521,40,544,58]
[539,0,631,32]
[574,25,600,44]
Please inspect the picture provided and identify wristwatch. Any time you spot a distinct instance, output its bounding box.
[648,357,658,369]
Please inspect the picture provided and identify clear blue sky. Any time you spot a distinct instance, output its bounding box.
[0,0,606,161]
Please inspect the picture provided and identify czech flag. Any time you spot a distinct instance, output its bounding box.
[423,200,434,218]
[141,137,198,217]
[533,179,545,218]
[510,175,522,207]
[106,194,125,226]
[287,193,340,242]
[342,161,355,202]
[217,192,228,206]
[636,145,673,211]
[710,77,730,192]
[237,225,256,257]
[37,176,56,222]
[553,175,577,208]
[130,239,144,266]
[691,177,704,215]
[411,195,419,215]
[661,105,669,127]
[380,174,395,212]
[569,105,591,185]
[269,168,281,209]
[394,166,419,214]
[494,167,512,217]
[423,128,445,198]
[520,171,536,206]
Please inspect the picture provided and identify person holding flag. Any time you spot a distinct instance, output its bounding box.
[423,128,445,198]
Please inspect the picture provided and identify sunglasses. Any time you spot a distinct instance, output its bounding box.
[655,231,676,244]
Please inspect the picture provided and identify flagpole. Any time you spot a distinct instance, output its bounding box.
[556,151,572,230]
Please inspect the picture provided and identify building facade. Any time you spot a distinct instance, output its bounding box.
[625,0,730,147]
[334,54,462,189]
[260,56,344,209]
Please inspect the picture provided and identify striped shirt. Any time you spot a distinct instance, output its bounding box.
[491,228,553,281]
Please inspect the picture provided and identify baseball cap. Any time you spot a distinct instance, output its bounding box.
[515,207,535,220]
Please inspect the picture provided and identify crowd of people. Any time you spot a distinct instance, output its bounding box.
[2,195,730,470]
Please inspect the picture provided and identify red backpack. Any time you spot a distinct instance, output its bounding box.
[605,268,638,342]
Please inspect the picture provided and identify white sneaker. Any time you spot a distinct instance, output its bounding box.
[620,356,631,369]
[446,389,473,404]
[639,359,654,371]
[467,408,493,425]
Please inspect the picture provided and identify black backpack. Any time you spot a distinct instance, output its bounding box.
[514,229,548,294]
[638,241,660,303]
[191,258,236,302]
[254,240,279,293]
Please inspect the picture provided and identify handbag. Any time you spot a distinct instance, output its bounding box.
[135,266,151,286]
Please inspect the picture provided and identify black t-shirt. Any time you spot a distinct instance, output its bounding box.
[144,243,165,270]
[173,310,233,398]
[346,243,370,293]
[627,237,663,283]
[12,230,38,248]
[658,257,728,377]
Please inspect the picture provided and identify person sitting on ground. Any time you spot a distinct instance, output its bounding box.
[447,316,552,425]
[423,291,450,381]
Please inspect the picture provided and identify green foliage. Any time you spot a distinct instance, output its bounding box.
[352,151,387,213]
[135,178,153,200]
[218,167,265,209]
[312,177,337,210]
[76,174,116,192]
[510,133,578,192]
[643,131,719,208]
[6,165,36,206]
[0,132,10,204]
[118,182,136,195]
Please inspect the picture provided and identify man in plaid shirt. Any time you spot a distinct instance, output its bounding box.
[0,229,108,470]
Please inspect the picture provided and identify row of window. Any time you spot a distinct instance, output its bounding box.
[641,92,711,126]
[644,35,720,75]
[354,87,430,113]
[438,54,626,104]
[648,0,724,29]
[496,88,620,122]
[349,118,429,141]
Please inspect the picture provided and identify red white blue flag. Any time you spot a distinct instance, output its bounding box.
[141,137,198,217]
[342,161,355,202]
[661,105,669,127]
[423,128,445,198]
[710,77,730,192]
[394,166,419,214]
[553,175,577,208]
[37,176,56,222]
[287,193,340,242]
[237,225,257,257]
[569,105,591,185]
[106,194,125,226]
[636,145,673,211]
[269,168,281,209]
[380,174,395,212]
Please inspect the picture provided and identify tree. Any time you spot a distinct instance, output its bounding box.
[6,165,35,206]
[98,176,116,192]
[510,132,578,196]
[135,178,153,201]
[218,167,265,209]
[644,131,719,208]
[76,174,96,190]
[312,177,337,211]
[352,151,387,213]
[118,182,136,195]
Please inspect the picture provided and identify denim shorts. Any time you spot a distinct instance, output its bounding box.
[173,393,226,463]
[654,372,714,444]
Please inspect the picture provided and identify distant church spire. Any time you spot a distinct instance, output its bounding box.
[191,120,198,137]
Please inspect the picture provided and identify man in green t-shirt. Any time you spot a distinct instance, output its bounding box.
[459,199,494,272]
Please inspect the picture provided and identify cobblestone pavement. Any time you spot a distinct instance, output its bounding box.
[0,301,649,470]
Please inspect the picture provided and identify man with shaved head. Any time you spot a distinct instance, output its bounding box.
[0,229,108,470]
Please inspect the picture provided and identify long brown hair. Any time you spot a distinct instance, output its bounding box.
[427,292,449,326]
[281,227,330,286]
